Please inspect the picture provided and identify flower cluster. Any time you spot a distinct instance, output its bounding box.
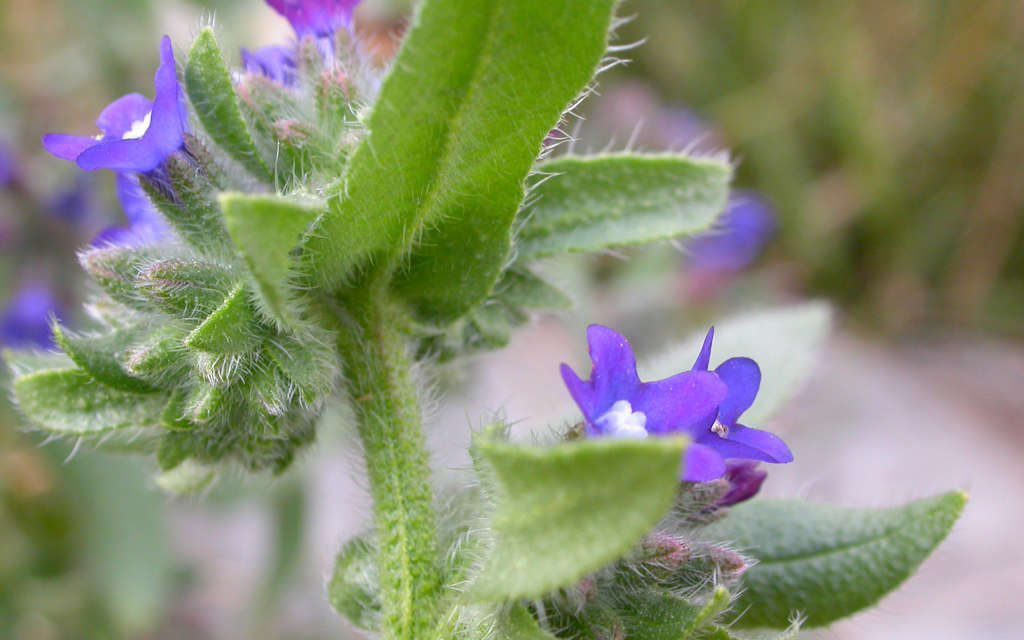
[561,325,792,482]
[243,0,360,87]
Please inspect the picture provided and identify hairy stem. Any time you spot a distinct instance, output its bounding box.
[335,285,441,639]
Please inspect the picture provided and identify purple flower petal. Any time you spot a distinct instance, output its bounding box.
[96,93,153,138]
[685,191,776,274]
[634,370,726,435]
[562,323,791,481]
[76,141,166,173]
[682,442,726,482]
[115,173,165,229]
[560,362,599,426]
[726,424,793,463]
[149,36,189,146]
[91,223,165,248]
[716,461,767,507]
[585,324,641,409]
[714,356,760,426]
[267,0,360,37]
[695,430,781,463]
[88,173,168,246]
[0,284,64,348]
[692,326,714,371]
[42,134,99,163]
[48,174,97,225]
[46,36,186,174]
[242,45,297,86]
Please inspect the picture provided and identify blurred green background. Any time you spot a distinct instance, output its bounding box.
[1,0,1022,638]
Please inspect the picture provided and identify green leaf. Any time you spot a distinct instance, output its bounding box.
[185,28,272,181]
[612,589,702,640]
[140,152,230,253]
[328,535,381,631]
[516,153,732,259]
[220,193,320,327]
[160,389,194,430]
[2,349,72,376]
[264,330,338,405]
[154,459,217,495]
[13,366,166,436]
[494,267,572,311]
[304,0,617,321]
[79,245,159,310]
[137,257,236,318]
[470,436,686,601]
[640,302,832,425]
[185,284,264,353]
[123,323,190,385]
[53,323,158,393]
[496,605,558,639]
[702,492,968,629]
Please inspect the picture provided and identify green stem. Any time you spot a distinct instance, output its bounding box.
[335,286,441,639]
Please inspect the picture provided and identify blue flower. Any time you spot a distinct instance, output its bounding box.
[715,461,767,507]
[245,1,362,86]
[91,173,169,246]
[267,0,360,38]
[0,284,64,349]
[42,36,187,174]
[686,191,776,275]
[561,325,792,481]
[47,175,99,226]
[241,45,297,86]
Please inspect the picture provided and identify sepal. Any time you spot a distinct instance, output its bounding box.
[185,27,273,181]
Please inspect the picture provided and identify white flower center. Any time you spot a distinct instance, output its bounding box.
[596,400,648,439]
[711,419,729,437]
[122,111,152,140]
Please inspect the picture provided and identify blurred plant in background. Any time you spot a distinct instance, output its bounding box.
[598,0,1024,334]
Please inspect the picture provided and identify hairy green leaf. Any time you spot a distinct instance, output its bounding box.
[264,331,337,405]
[220,193,320,327]
[140,152,230,253]
[470,437,686,601]
[186,28,273,181]
[328,535,381,631]
[79,245,159,310]
[641,302,832,425]
[53,323,157,393]
[613,589,702,640]
[154,459,217,495]
[123,323,190,386]
[497,605,558,639]
[137,257,235,318]
[517,153,732,259]
[494,267,572,311]
[702,492,967,629]
[185,284,263,353]
[305,0,616,321]
[13,366,165,435]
